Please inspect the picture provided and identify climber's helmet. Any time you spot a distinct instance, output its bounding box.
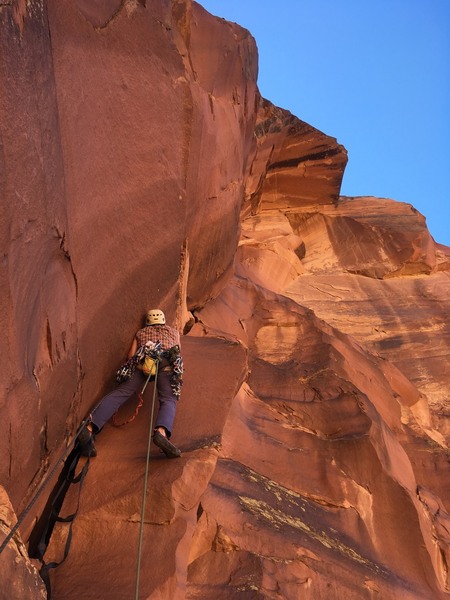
[146,309,166,325]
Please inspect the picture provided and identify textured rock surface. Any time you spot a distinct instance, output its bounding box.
[1,1,449,599]
[0,486,47,600]
[238,195,450,441]
[191,280,449,599]
[1,0,257,506]
[244,99,348,215]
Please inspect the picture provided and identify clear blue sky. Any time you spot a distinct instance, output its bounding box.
[199,0,450,246]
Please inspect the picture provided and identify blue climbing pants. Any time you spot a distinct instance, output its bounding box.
[91,368,178,436]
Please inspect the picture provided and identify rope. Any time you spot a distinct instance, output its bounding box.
[0,414,92,557]
[112,361,157,427]
[134,359,160,600]
[112,391,144,427]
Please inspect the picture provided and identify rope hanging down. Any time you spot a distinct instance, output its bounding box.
[135,357,160,600]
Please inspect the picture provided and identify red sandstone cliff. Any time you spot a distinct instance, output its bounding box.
[1,1,449,599]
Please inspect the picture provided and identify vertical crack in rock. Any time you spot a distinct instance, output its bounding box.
[8,425,12,479]
[39,416,48,461]
[74,0,126,29]
[45,318,53,365]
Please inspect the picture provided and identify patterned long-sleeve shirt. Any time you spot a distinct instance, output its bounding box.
[116,324,183,395]
[135,324,180,352]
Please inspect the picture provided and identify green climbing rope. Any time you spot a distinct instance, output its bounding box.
[134,359,160,600]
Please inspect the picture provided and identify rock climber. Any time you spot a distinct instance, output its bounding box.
[77,308,183,459]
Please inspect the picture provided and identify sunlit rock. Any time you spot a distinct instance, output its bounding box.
[1,1,449,599]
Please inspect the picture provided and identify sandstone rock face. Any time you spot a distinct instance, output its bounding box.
[1,0,257,506]
[244,99,348,215]
[1,0,82,539]
[190,274,449,599]
[0,486,47,600]
[1,1,449,599]
[238,193,450,443]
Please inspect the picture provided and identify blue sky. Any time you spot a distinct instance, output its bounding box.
[199,1,450,246]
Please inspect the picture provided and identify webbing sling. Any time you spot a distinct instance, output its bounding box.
[0,415,92,558]
[35,444,91,596]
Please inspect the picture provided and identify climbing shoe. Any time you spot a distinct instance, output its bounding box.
[77,424,97,458]
[153,430,181,459]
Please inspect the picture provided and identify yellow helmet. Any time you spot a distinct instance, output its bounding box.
[146,309,165,325]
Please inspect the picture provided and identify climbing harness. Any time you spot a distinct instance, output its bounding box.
[134,356,160,600]
[113,340,183,427]
[115,340,161,383]
[117,341,183,398]
[113,342,162,427]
